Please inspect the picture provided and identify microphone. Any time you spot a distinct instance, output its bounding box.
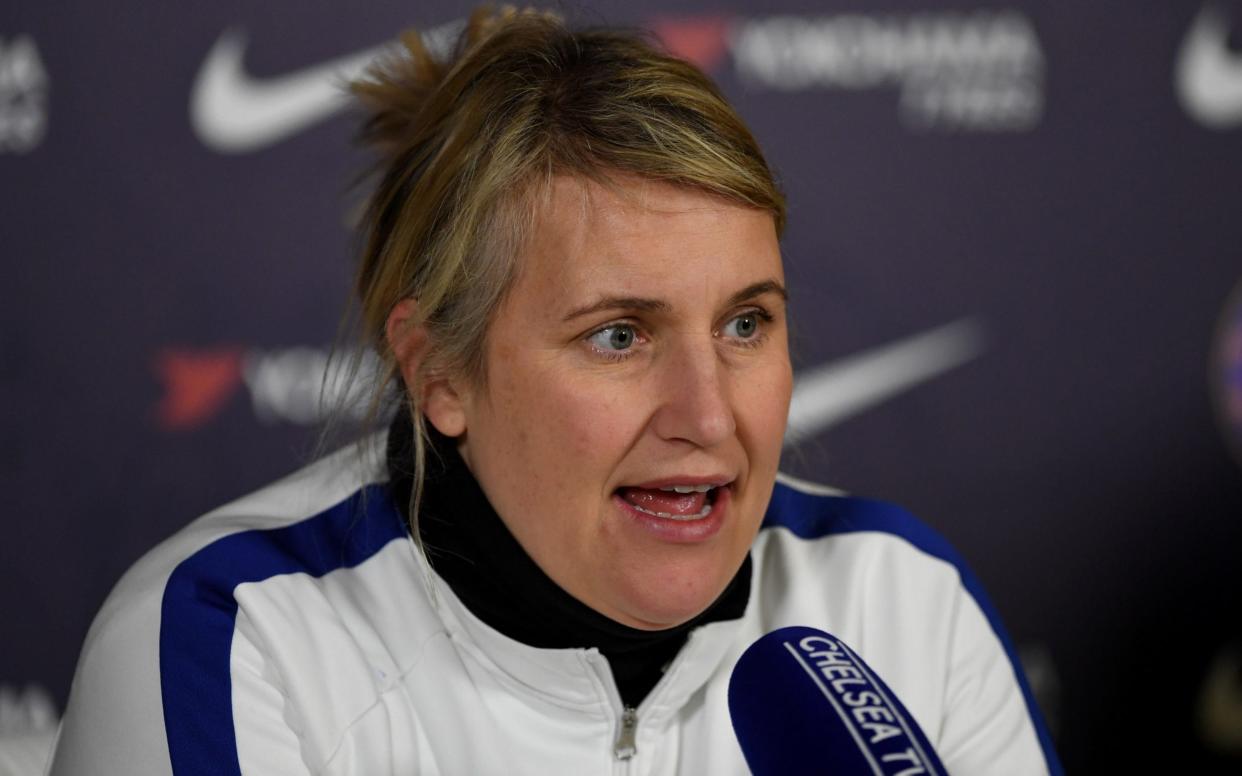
[728,626,947,775]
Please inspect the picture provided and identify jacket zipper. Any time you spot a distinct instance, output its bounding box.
[613,706,638,760]
[596,630,703,767]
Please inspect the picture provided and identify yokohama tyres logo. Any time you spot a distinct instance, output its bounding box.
[153,346,378,431]
[726,10,1045,131]
[654,9,1045,132]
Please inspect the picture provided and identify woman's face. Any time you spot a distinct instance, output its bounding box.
[449,175,792,630]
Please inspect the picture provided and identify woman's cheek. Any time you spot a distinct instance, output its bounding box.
[550,370,634,446]
[561,393,629,463]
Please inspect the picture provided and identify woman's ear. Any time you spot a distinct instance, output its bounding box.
[386,298,468,437]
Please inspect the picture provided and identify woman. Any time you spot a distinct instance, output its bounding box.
[49,9,1059,775]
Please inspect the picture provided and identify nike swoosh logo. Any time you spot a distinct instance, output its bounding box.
[1176,4,1242,129]
[190,22,461,153]
[784,318,987,445]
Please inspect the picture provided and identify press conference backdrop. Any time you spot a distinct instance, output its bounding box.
[3,0,1241,770]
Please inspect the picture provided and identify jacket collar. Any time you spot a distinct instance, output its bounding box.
[409,541,748,716]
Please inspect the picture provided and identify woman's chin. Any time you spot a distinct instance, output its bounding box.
[596,564,737,631]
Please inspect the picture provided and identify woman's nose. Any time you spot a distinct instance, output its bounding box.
[651,339,736,448]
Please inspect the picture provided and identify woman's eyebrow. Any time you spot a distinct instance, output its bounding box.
[725,279,788,307]
[562,280,787,323]
[562,296,671,322]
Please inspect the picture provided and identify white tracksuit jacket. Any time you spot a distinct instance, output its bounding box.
[48,438,1061,775]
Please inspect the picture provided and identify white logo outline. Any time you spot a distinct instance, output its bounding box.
[190,23,461,154]
[785,318,986,446]
[0,34,50,153]
[1176,3,1242,129]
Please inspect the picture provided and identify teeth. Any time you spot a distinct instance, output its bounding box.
[629,502,714,520]
[658,484,716,493]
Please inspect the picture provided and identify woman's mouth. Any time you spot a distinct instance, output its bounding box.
[612,480,733,543]
[615,484,721,521]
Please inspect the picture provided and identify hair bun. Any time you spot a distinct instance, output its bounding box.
[351,29,444,156]
[352,6,561,156]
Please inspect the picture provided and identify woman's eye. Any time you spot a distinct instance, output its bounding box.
[588,324,638,352]
[723,313,761,340]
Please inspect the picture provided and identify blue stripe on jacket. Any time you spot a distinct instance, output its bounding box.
[158,477,1061,775]
[762,480,1064,775]
[158,484,405,776]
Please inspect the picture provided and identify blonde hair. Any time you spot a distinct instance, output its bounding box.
[348,6,785,524]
